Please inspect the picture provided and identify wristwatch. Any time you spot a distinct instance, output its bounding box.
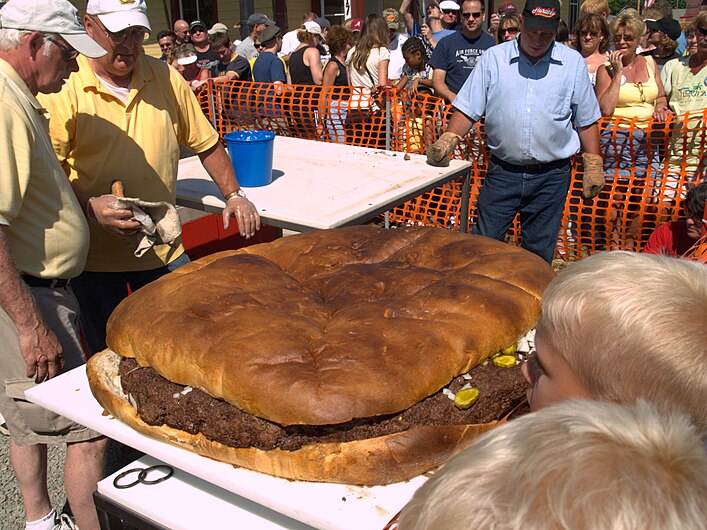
[224,188,246,201]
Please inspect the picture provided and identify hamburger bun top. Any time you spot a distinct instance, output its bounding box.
[107,226,553,426]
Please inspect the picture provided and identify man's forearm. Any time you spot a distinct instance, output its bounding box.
[446,109,475,138]
[198,141,241,197]
[432,73,455,103]
[577,122,600,155]
[0,228,42,331]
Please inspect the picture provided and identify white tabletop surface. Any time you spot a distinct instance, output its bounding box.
[98,455,316,529]
[177,136,471,232]
[26,368,425,530]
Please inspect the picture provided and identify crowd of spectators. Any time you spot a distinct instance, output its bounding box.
[153,1,705,260]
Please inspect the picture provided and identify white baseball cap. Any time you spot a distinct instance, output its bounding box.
[0,0,106,58]
[302,21,322,36]
[86,0,151,33]
[208,22,229,35]
[439,1,461,10]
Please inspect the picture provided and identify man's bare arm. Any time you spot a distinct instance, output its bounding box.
[432,69,456,103]
[197,142,261,238]
[0,227,63,381]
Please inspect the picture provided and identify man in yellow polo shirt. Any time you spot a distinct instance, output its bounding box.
[0,1,109,529]
[40,0,261,355]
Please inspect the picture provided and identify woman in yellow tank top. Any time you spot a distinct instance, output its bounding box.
[594,9,669,250]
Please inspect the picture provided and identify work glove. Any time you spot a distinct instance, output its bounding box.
[426,132,462,167]
[581,153,605,199]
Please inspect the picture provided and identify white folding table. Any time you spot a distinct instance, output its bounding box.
[177,136,472,232]
[25,368,426,530]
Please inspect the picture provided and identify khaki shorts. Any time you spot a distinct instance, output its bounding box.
[0,284,101,446]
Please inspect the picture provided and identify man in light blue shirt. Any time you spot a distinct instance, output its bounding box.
[427,0,604,263]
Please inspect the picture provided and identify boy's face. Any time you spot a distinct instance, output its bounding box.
[686,211,705,241]
[521,322,593,410]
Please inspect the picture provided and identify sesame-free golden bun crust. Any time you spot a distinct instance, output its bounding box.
[105,226,554,426]
[87,348,497,485]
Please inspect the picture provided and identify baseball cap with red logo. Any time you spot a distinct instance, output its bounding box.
[498,1,517,15]
[522,0,560,33]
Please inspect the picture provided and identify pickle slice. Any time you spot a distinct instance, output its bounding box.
[453,387,480,410]
[493,355,517,368]
[501,343,518,355]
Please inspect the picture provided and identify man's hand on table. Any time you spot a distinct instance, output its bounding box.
[87,194,141,236]
[223,197,261,238]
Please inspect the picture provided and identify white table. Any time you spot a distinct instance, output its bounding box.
[95,455,316,529]
[177,136,471,232]
[26,368,425,530]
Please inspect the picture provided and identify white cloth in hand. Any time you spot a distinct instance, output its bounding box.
[114,197,182,257]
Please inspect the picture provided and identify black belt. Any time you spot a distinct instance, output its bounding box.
[490,155,570,173]
[21,275,71,289]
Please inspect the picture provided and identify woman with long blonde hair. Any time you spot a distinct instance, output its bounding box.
[345,14,390,146]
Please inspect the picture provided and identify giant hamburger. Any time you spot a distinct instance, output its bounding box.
[87,226,554,485]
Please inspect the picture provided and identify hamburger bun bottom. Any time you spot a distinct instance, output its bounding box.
[87,349,498,485]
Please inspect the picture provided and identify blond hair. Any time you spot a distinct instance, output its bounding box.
[398,399,707,530]
[580,0,610,17]
[611,8,646,40]
[541,252,707,428]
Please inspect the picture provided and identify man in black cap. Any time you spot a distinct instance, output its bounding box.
[427,0,603,264]
[190,19,219,71]
[643,17,682,70]
[251,25,285,84]
[236,12,275,60]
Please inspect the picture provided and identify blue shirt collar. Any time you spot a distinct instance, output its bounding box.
[510,37,562,66]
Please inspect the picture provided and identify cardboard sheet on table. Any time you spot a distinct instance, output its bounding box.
[26,367,426,530]
[177,136,471,231]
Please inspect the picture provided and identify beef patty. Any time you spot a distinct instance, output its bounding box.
[120,357,528,451]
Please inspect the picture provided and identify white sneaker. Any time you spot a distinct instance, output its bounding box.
[0,412,8,436]
[53,514,79,530]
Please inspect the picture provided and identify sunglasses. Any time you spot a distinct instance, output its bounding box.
[613,34,635,42]
[442,9,457,14]
[461,11,483,19]
[191,28,206,33]
[697,27,707,37]
[501,27,519,34]
[44,35,79,62]
[579,31,600,38]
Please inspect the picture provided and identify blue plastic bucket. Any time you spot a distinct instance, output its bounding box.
[224,130,276,187]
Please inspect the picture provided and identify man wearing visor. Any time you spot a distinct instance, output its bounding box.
[39,0,261,357]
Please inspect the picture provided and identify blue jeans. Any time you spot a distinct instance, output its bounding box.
[475,158,571,263]
[326,100,348,143]
[71,253,190,355]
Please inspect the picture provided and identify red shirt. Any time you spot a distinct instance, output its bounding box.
[642,221,696,257]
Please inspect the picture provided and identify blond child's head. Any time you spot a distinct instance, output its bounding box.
[522,252,707,429]
[398,399,707,529]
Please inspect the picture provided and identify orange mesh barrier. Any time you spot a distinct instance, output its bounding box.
[196,80,707,261]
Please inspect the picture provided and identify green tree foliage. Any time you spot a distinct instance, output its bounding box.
[608,0,685,14]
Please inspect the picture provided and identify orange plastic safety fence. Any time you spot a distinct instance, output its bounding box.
[198,80,392,148]
[197,80,707,261]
